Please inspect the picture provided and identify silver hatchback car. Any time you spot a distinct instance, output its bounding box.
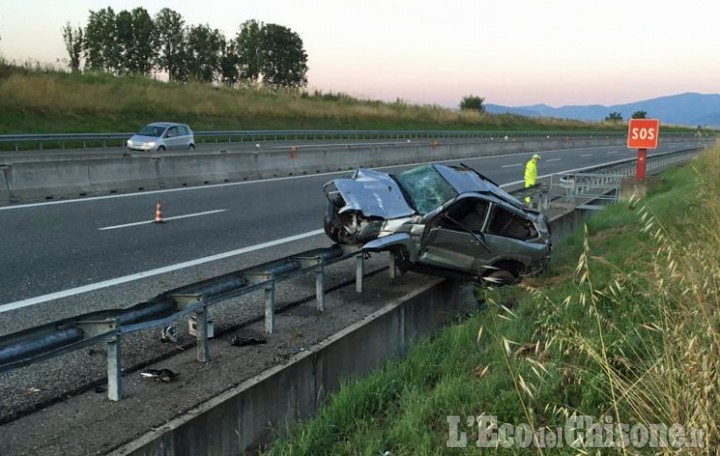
[126,122,195,151]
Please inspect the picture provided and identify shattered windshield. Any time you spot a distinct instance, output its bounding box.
[395,165,458,214]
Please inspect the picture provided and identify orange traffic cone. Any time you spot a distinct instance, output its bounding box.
[154,201,165,223]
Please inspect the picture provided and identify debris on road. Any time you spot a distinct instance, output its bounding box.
[230,336,267,347]
[140,368,177,383]
[160,324,178,344]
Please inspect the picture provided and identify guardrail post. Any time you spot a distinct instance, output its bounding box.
[107,333,122,401]
[195,305,211,363]
[355,253,364,293]
[389,252,397,279]
[264,281,276,334]
[315,265,325,311]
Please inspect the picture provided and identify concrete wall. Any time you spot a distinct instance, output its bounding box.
[108,279,470,456]
[0,137,633,203]
[0,166,12,202]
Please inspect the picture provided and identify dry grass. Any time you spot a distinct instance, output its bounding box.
[0,62,604,133]
[504,146,720,452]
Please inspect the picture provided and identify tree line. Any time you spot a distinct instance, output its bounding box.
[61,7,308,88]
[605,110,648,122]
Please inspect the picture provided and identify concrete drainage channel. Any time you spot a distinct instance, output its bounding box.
[0,135,694,204]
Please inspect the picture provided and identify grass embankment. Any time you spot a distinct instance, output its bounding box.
[0,62,616,134]
[263,145,720,455]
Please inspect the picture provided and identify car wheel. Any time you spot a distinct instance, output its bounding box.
[157,146,166,151]
[188,144,195,151]
[484,269,517,286]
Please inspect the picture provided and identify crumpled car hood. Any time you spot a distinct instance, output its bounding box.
[332,169,415,219]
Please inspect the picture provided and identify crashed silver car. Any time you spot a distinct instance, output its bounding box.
[323,163,551,284]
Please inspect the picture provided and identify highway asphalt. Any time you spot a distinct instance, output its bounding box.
[0,141,703,323]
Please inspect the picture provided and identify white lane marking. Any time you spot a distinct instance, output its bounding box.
[0,229,326,313]
[0,153,683,312]
[98,209,226,231]
[546,158,561,162]
[0,145,623,212]
[581,154,592,157]
[501,163,522,168]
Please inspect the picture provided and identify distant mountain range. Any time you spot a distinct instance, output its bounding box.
[485,93,720,127]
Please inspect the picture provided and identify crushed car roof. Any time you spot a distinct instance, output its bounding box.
[433,164,527,211]
[328,163,529,219]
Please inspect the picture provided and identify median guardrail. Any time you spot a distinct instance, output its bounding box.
[0,129,706,152]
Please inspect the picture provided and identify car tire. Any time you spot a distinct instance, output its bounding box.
[484,269,517,286]
[188,144,195,151]
[157,146,166,151]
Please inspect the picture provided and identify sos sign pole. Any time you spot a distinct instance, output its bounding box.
[627,119,660,181]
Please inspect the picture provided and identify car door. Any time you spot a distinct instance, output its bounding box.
[482,203,545,264]
[416,197,492,274]
[164,126,180,150]
[177,125,190,149]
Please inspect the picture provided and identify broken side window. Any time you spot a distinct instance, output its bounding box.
[487,206,537,240]
[439,199,489,232]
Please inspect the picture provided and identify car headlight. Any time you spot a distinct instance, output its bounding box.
[147,141,156,148]
[126,139,132,146]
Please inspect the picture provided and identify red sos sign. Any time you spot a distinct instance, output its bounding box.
[627,119,660,149]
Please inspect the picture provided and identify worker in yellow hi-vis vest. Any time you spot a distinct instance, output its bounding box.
[524,154,540,204]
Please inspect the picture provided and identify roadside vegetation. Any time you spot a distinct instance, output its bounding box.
[0,61,623,135]
[262,144,720,454]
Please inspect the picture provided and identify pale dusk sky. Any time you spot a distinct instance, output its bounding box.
[1,0,719,108]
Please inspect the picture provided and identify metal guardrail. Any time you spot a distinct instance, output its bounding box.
[0,146,704,402]
[0,129,706,152]
[548,147,700,209]
[0,245,362,400]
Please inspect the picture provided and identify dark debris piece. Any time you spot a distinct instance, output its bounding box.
[230,336,267,347]
[140,368,177,383]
